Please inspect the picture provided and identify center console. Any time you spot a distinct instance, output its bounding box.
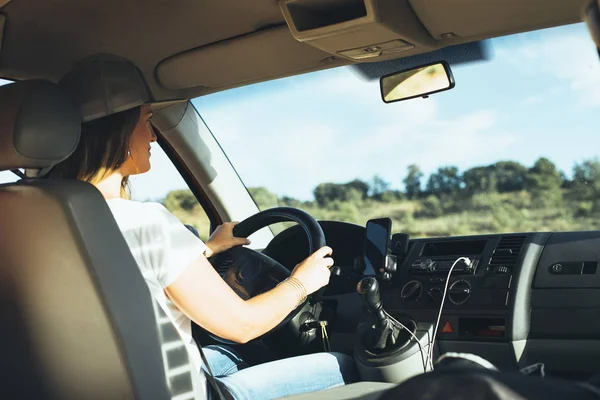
[391,235,528,341]
[352,227,600,381]
[379,233,547,372]
[352,227,548,383]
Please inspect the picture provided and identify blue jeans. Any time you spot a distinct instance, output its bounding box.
[203,345,357,400]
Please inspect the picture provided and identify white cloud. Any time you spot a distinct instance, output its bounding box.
[498,27,600,108]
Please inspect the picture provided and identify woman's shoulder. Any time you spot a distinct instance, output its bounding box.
[106,198,173,227]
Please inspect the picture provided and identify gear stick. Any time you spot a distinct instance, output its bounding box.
[357,277,403,353]
[357,276,386,320]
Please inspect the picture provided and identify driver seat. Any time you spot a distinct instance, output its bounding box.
[0,80,203,399]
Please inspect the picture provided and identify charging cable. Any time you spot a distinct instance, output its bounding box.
[383,310,432,373]
[428,256,472,368]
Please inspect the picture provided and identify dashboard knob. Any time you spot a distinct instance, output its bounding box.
[419,258,436,272]
[448,280,472,305]
[428,286,443,302]
[400,280,422,302]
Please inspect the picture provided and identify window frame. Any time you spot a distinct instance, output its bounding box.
[155,129,222,235]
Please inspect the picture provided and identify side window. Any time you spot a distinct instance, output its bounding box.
[0,170,21,185]
[0,80,19,185]
[129,142,211,241]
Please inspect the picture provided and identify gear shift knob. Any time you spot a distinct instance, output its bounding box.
[357,277,382,314]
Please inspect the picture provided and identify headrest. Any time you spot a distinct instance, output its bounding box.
[584,0,600,49]
[0,80,81,173]
[60,54,153,122]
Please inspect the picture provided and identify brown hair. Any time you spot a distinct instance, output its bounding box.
[48,106,141,198]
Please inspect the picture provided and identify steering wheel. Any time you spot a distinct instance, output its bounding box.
[207,207,328,346]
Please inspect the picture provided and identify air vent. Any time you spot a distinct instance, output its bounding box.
[489,236,526,268]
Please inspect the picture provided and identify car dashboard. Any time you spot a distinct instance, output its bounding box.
[263,221,600,379]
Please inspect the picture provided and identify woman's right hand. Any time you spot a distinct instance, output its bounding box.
[290,246,334,295]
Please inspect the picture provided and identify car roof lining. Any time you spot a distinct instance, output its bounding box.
[0,0,589,102]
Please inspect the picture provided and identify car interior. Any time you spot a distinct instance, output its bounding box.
[1,0,600,399]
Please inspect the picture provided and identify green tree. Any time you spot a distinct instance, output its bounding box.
[313,179,369,207]
[313,183,343,207]
[248,187,279,210]
[344,179,370,199]
[492,161,528,192]
[526,157,563,191]
[526,157,564,207]
[463,166,493,193]
[417,195,444,218]
[403,164,423,199]
[279,196,302,208]
[463,161,527,194]
[370,175,390,200]
[571,159,600,199]
[162,189,197,211]
[426,166,462,196]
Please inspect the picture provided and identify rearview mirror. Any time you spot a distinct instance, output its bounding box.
[380,61,455,103]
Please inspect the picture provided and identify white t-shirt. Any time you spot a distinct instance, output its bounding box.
[106,198,207,397]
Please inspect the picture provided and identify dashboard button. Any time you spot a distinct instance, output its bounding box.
[548,262,582,275]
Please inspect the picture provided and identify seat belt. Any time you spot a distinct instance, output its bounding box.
[198,344,228,400]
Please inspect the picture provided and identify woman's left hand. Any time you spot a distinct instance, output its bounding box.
[204,222,251,257]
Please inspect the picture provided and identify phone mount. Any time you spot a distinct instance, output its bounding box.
[381,254,397,281]
[381,233,410,281]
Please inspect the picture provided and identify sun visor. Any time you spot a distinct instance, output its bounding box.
[59,54,153,122]
[156,26,340,90]
[410,0,586,40]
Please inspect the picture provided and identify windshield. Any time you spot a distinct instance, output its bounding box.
[193,22,600,237]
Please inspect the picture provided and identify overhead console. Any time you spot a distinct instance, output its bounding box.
[279,0,438,61]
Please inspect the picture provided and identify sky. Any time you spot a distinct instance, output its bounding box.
[1,22,599,202]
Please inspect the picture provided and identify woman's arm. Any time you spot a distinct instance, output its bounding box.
[164,246,333,343]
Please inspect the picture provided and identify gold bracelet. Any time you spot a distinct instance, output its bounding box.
[278,277,307,307]
[287,277,308,305]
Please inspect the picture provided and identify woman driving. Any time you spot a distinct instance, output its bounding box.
[48,58,356,399]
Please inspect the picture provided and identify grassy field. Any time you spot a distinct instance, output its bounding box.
[166,189,600,241]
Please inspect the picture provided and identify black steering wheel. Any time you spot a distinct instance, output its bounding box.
[207,207,328,346]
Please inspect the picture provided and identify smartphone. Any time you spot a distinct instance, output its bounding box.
[363,218,392,276]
